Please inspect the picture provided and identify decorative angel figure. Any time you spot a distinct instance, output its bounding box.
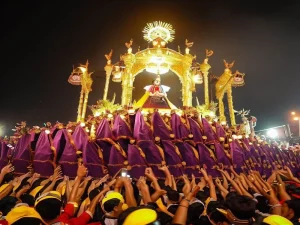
[125,39,133,54]
[185,39,193,54]
[223,59,235,69]
[105,49,113,65]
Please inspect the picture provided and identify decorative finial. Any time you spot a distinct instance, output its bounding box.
[125,39,133,54]
[105,49,113,64]
[205,49,214,58]
[143,21,175,43]
[125,39,133,49]
[223,59,235,69]
[185,39,193,54]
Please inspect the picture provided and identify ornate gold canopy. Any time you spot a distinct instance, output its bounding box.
[104,21,212,108]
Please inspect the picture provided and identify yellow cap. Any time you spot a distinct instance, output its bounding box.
[101,191,128,211]
[123,208,157,225]
[29,185,44,198]
[263,215,293,225]
[57,184,66,196]
[34,191,61,207]
[156,198,167,212]
[0,183,9,193]
[6,205,42,224]
[102,191,124,206]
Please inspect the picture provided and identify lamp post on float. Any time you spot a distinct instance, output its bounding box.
[291,111,300,137]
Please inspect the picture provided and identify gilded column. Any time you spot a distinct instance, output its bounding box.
[227,87,236,126]
[103,50,113,100]
[77,89,84,122]
[103,64,113,100]
[200,58,211,107]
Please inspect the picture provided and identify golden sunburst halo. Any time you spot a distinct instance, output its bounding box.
[143,21,175,43]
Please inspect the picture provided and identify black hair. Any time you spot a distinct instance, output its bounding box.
[255,195,270,213]
[196,190,209,203]
[166,190,179,202]
[11,217,44,225]
[103,198,121,213]
[0,196,18,216]
[225,195,257,220]
[20,194,35,207]
[207,201,230,224]
[167,205,179,215]
[285,199,300,218]
[35,198,62,221]
[1,173,14,185]
[176,180,185,193]
[187,202,204,223]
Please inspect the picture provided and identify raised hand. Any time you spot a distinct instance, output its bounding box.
[1,164,14,175]
[77,164,88,178]
[145,167,156,181]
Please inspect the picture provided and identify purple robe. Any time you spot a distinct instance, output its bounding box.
[134,111,165,178]
[12,134,32,175]
[0,141,9,170]
[96,119,115,164]
[83,141,107,178]
[108,144,128,177]
[33,131,55,177]
[57,129,78,178]
[202,118,218,142]
[171,113,201,178]
[127,144,148,179]
[152,112,184,177]
[112,115,133,152]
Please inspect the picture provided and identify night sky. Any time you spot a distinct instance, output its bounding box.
[1,0,300,135]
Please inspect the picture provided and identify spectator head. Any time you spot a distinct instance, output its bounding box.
[6,205,44,225]
[166,189,180,203]
[282,199,300,220]
[207,201,230,225]
[118,207,158,225]
[34,191,62,222]
[0,196,18,216]
[224,195,256,220]
[101,191,128,217]
[187,201,205,223]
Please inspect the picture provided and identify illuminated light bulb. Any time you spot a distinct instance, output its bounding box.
[291,111,296,115]
[267,128,278,139]
[237,135,243,139]
[245,135,249,138]
[45,130,50,135]
[67,129,73,133]
[128,109,135,115]
[294,117,299,121]
[232,135,237,139]
[85,128,90,133]
[209,111,215,117]
[80,122,85,127]
[95,112,100,117]
[79,66,87,73]
[107,114,113,119]
[221,121,227,125]
[120,115,125,119]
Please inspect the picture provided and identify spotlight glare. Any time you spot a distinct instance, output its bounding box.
[267,128,278,139]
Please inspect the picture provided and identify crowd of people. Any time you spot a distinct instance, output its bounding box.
[1,162,300,225]
[1,109,300,224]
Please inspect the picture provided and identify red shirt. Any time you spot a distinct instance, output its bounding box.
[56,203,92,225]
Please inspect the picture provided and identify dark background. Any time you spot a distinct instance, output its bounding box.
[1,0,300,135]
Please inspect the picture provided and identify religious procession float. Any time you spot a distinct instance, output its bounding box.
[0,21,298,179]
